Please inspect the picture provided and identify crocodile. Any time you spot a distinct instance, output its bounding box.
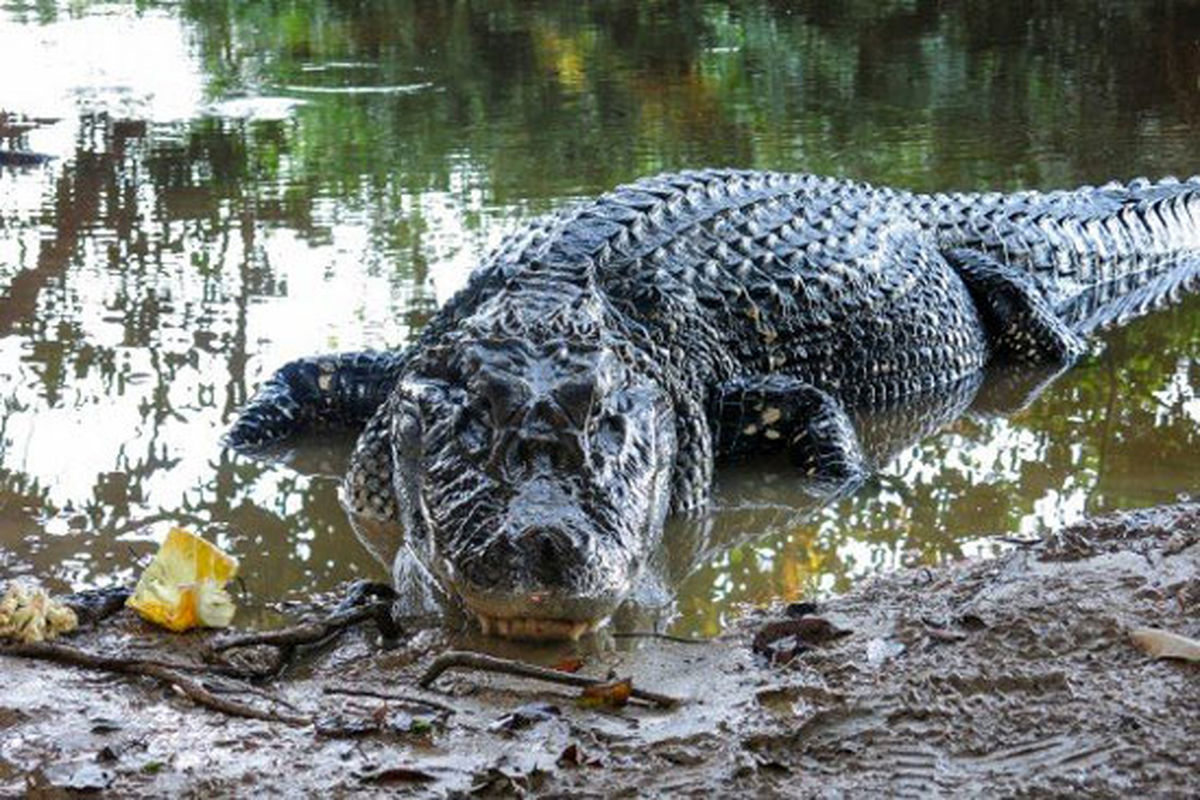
[226,169,1200,639]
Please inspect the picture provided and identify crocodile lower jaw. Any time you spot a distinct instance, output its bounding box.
[475,614,596,640]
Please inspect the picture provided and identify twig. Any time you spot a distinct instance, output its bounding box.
[994,535,1041,547]
[418,650,682,709]
[205,678,306,713]
[1,641,310,725]
[209,603,387,653]
[612,631,709,645]
[322,685,456,715]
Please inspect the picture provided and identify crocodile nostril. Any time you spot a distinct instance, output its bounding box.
[505,430,585,474]
[515,525,580,586]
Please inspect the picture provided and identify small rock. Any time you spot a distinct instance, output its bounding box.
[1163,531,1194,555]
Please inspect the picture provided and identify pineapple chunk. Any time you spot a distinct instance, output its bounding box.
[126,527,239,632]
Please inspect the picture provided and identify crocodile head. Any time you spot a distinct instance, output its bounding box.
[388,338,676,639]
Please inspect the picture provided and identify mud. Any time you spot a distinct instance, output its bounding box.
[2,504,1197,798]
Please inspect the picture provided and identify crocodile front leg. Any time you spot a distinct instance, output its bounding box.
[947,249,1086,365]
[340,398,400,521]
[710,375,868,492]
[226,350,408,449]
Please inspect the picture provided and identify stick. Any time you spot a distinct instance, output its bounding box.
[209,603,385,652]
[1,641,310,726]
[611,631,709,645]
[322,685,456,715]
[418,650,682,709]
[206,679,306,713]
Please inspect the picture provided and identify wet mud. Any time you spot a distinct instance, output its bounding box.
[2,504,1197,797]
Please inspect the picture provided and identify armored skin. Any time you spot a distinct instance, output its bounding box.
[227,170,1200,639]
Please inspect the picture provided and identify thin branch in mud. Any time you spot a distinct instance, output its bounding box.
[322,685,457,715]
[1,641,311,726]
[208,591,404,680]
[994,535,1041,548]
[205,679,306,713]
[611,631,710,645]
[418,650,682,709]
[210,601,398,653]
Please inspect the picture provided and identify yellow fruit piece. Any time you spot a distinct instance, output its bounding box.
[127,527,239,632]
[0,583,78,643]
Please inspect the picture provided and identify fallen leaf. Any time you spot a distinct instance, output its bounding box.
[752,616,850,663]
[315,713,381,738]
[578,678,632,709]
[956,613,987,631]
[553,657,584,673]
[407,717,435,735]
[1130,627,1200,662]
[360,765,438,784]
[88,717,123,734]
[489,703,561,732]
[557,743,584,767]
[785,601,819,618]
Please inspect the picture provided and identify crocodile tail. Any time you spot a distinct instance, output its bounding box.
[225,350,407,450]
[914,176,1200,333]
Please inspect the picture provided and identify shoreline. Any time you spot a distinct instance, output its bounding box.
[2,503,1197,796]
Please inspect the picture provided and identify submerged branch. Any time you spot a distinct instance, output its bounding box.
[418,650,682,709]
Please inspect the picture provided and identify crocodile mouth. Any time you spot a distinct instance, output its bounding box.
[453,568,628,639]
[474,613,598,641]
[457,589,615,640]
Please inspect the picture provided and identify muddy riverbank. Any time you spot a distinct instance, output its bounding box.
[2,503,1197,797]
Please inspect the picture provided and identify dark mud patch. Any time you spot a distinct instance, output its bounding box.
[2,504,1197,797]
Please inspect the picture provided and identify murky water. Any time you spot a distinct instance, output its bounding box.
[2,1,1198,638]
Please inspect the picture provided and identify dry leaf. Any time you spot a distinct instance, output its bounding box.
[1130,627,1200,662]
[490,703,561,732]
[752,616,850,664]
[557,743,584,767]
[578,678,632,709]
[553,657,584,673]
[361,765,437,784]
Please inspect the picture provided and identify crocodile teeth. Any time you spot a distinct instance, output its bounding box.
[475,614,594,641]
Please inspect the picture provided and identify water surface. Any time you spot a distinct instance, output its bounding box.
[2,1,1198,637]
